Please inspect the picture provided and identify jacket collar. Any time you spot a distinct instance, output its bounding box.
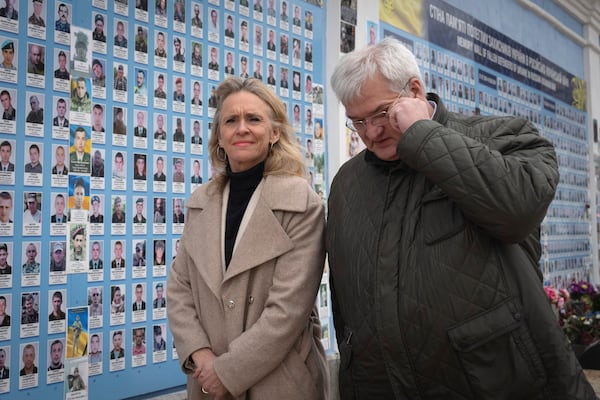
[183,175,306,296]
[427,92,448,125]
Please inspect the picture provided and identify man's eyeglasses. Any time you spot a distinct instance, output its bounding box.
[346,107,392,133]
[92,293,99,297]
[345,80,411,133]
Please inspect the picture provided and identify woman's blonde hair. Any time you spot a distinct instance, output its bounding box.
[208,77,305,187]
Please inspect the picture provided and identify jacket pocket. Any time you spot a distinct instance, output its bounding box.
[421,188,465,245]
[447,298,546,400]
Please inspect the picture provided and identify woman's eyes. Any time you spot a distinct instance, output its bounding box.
[224,115,263,124]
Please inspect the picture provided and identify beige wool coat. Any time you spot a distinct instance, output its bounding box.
[168,174,328,400]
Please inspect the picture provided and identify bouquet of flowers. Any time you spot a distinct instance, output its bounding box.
[543,281,600,347]
[562,313,600,346]
[568,280,597,303]
[544,285,569,318]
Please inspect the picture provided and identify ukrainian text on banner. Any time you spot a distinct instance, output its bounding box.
[380,0,585,108]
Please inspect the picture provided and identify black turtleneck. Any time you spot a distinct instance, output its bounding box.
[224,161,265,268]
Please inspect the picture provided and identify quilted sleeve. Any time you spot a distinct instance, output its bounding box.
[397,117,559,243]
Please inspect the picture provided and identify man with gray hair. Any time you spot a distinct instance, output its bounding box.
[326,37,593,398]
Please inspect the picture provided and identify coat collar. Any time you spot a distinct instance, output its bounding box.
[183,175,308,297]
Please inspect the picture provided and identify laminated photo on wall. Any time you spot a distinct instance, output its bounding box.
[110,151,127,191]
[133,153,148,192]
[66,307,88,359]
[131,326,147,367]
[46,337,65,384]
[110,240,126,281]
[18,341,38,390]
[0,345,10,393]
[70,27,91,77]
[134,0,149,22]
[131,282,147,323]
[109,285,125,327]
[132,196,147,235]
[88,332,103,376]
[19,291,40,339]
[67,223,88,273]
[69,127,91,175]
[50,190,68,231]
[113,19,128,59]
[110,195,126,235]
[154,0,167,27]
[47,289,66,335]
[87,286,103,328]
[133,26,148,65]
[50,143,69,188]
[91,58,106,99]
[91,12,107,55]
[112,62,127,103]
[91,103,106,144]
[133,67,148,105]
[21,241,40,287]
[87,237,104,274]
[26,0,45,35]
[64,357,88,399]
[152,323,167,363]
[152,154,167,192]
[151,281,166,320]
[25,91,44,137]
[0,36,17,84]
[112,106,127,146]
[48,241,67,285]
[68,175,89,223]
[69,78,91,126]
[0,191,13,237]
[152,240,167,277]
[0,139,15,186]
[133,109,148,149]
[53,3,71,46]
[191,2,204,38]
[0,0,17,33]
[109,329,125,372]
[0,293,11,341]
[152,196,166,234]
[0,88,16,134]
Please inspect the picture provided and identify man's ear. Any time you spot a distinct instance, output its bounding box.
[410,77,424,98]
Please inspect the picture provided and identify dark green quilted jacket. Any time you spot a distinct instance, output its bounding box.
[327,94,596,400]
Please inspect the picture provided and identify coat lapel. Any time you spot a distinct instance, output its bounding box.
[182,186,224,298]
[224,175,309,282]
[182,175,309,292]
[224,198,294,282]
